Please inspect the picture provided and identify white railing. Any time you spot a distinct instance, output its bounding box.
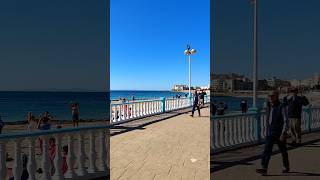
[0,125,110,180]
[211,106,320,153]
[110,95,210,124]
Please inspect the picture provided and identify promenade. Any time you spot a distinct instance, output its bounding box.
[211,131,320,180]
[110,106,210,180]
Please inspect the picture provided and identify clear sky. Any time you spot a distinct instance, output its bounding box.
[0,0,107,91]
[110,0,210,90]
[213,0,320,80]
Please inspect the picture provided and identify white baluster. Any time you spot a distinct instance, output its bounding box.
[133,103,136,118]
[0,141,7,180]
[13,138,22,180]
[65,134,76,178]
[27,137,37,180]
[145,102,148,115]
[99,130,108,172]
[151,101,154,114]
[88,131,98,173]
[213,120,219,148]
[52,134,64,180]
[231,118,236,145]
[76,132,87,176]
[41,136,52,180]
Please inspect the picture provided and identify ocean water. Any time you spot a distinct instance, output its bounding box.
[0,91,264,122]
[0,91,187,122]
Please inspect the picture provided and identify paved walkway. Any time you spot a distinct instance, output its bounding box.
[211,131,320,180]
[110,107,210,180]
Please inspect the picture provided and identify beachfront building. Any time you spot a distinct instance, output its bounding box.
[211,73,253,92]
[266,77,291,90]
[172,84,188,91]
[289,73,320,89]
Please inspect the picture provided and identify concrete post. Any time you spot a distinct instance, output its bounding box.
[161,97,166,113]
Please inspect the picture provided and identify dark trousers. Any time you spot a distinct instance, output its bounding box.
[261,135,289,169]
[192,103,200,116]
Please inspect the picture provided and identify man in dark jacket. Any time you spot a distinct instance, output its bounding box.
[190,91,201,117]
[287,88,309,145]
[256,90,290,176]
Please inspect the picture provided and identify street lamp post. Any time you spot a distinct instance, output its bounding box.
[184,44,197,98]
[252,0,258,109]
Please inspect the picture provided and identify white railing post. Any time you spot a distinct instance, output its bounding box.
[0,141,7,180]
[88,131,98,173]
[76,132,87,176]
[13,138,23,180]
[52,134,64,180]
[27,137,37,180]
[99,130,108,172]
[41,136,52,180]
[65,134,76,179]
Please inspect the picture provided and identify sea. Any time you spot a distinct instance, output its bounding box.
[0,91,265,122]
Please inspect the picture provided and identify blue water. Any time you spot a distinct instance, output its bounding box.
[0,91,187,122]
[110,90,188,100]
[212,96,266,112]
[0,91,264,122]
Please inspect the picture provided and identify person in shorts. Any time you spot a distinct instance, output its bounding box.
[71,102,79,127]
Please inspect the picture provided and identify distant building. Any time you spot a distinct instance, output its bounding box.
[267,77,290,89]
[258,79,268,90]
[172,84,188,91]
[211,73,253,92]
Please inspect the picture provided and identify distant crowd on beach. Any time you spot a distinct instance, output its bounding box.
[3,102,81,179]
[0,102,80,135]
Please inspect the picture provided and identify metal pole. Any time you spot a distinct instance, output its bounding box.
[253,0,258,108]
[189,55,191,97]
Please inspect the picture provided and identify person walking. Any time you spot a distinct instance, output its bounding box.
[211,100,217,116]
[71,102,80,127]
[256,90,290,176]
[287,87,309,146]
[190,91,201,117]
[199,90,205,107]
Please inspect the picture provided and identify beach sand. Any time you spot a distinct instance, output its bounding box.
[1,120,109,134]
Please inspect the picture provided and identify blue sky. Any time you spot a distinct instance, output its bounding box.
[213,0,320,80]
[110,0,210,90]
[0,0,107,91]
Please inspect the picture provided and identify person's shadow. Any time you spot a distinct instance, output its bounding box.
[266,172,320,177]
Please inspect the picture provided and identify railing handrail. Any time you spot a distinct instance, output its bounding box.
[111,95,209,106]
[211,106,320,153]
[111,98,163,105]
[0,123,111,140]
[212,112,258,119]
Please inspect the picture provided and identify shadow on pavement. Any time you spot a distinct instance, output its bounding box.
[211,136,320,173]
[267,172,320,177]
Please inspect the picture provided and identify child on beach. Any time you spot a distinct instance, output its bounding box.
[62,146,68,174]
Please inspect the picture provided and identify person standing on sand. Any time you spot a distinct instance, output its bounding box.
[256,90,290,176]
[27,112,38,132]
[71,102,79,127]
[190,91,201,117]
[287,87,309,146]
[240,99,248,113]
[0,115,4,134]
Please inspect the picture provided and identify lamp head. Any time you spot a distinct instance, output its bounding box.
[190,49,197,54]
